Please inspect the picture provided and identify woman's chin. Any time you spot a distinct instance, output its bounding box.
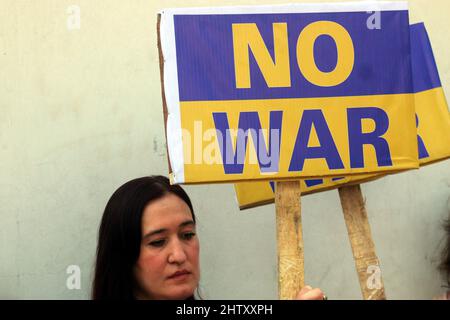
[166,285,196,300]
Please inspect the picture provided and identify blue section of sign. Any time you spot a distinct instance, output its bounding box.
[174,11,412,101]
[410,23,442,93]
[304,179,324,187]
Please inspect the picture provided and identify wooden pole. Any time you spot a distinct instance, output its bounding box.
[275,180,304,300]
[338,185,386,300]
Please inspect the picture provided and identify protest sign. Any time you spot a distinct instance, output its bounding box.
[234,22,450,210]
[159,2,418,184]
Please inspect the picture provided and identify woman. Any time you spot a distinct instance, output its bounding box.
[92,175,324,300]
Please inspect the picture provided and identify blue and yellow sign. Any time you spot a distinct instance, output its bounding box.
[234,23,450,209]
[159,2,419,184]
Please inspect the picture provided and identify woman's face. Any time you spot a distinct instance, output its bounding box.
[133,193,200,300]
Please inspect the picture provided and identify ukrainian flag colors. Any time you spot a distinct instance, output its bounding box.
[160,2,420,184]
[234,23,450,209]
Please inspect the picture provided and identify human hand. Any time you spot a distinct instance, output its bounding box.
[295,285,326,300]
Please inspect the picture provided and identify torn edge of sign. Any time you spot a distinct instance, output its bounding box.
[159,11,185,184]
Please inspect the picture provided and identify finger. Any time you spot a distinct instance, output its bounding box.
[296,285,313,299]
[298,288,324,300]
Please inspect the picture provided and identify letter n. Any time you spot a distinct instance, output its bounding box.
[232,23,290,88]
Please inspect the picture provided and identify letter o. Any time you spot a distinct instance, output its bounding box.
[297,21,354,87]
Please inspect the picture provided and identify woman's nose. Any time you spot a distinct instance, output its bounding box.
[167,239,187,264]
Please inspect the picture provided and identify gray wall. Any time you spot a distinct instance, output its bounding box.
[1,0,449,299]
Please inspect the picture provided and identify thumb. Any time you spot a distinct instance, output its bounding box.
[296,285,313,299]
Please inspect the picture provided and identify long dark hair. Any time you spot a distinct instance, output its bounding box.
[439,217,450,289]
[92,175,195,300]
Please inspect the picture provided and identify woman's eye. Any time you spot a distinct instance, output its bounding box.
[182,232,196,240]
[148,239,165,247]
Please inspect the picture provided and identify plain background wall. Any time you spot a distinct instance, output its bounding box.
[0,0,449,299]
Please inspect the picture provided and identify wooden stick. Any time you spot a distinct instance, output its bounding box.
[338,185,386,300]
[275,180,304,300]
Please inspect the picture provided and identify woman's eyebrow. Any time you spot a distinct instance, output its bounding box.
[143,228,167,240]
[142,220,195,239]
[179,220,195,228]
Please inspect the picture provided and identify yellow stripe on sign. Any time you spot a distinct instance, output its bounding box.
[233,87,450,210]
[234,174,382,210]
[180,93,418,184]
[416,87,450,164]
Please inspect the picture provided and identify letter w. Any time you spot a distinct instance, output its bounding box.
[212,111,282,174]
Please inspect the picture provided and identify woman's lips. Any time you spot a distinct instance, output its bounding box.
[168,270,191,280]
